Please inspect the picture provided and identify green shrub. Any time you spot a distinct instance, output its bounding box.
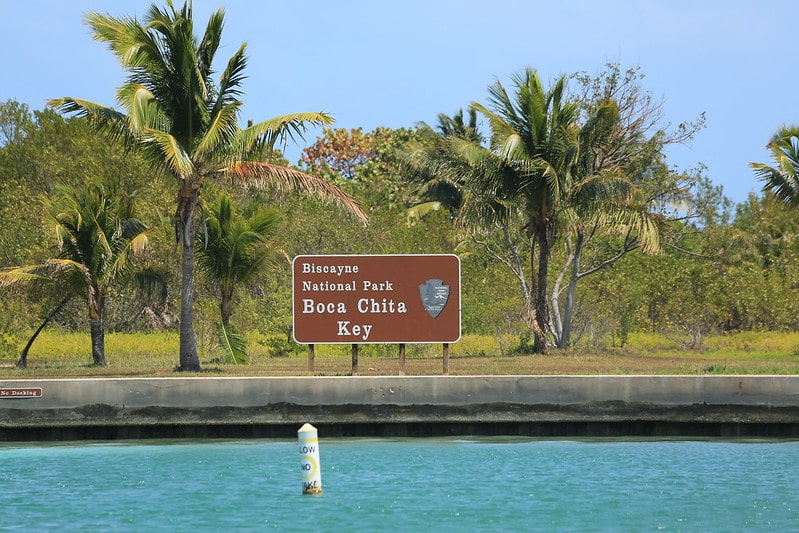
[263,336,304,358]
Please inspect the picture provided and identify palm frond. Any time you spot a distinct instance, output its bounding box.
[198,8,225,78]
[752,164,799,208]
[471,102,519,151]
[85,10,150,69]
[109,229,152,279]
[215,42,248,105]
[196,192,283,295]
[50,259,94,290]
[751,132,799,208]
[498,133,525,162]
[146,129,195,178]
[194,101,241,160]
[447,136,492,167]
[216,322,248,364]
[0,266,54,288]
[246,207,283,237]
[131,266,168,307]
[236,112,335,159]
[47,97,130,140]
[120,84,167,135]
[406,201,442,227]
[0,259,92,294]
[612,208,661,254]
[223,162,367,223]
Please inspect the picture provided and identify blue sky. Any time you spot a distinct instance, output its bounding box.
[2,1,795,205]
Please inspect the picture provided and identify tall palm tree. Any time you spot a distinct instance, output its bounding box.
[49,1,367,370]
[751,126,799,208]
[0,180,158,366]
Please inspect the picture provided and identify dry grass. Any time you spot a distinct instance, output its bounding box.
[2,350,797,379]
[0,331,797,379]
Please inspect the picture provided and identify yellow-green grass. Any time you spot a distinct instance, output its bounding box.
[623,331,799,358]
[0,330,797,378]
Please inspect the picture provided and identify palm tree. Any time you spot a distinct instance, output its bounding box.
[403,73,577,352]
[751,126,799,208]
[405,109,480,223]
[0,180,158,366]
[465,71,662,351]
[409,67,679,350]
[196,192,281,363]
[15,296,72,369]
[465,68,580,353]
[198,192,281,327]
[49,1,367,370]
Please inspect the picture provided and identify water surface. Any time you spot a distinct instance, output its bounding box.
[1,438,796,531]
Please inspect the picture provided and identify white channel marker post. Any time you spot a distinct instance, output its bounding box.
[298,423,322,495]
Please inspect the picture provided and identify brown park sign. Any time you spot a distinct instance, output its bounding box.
[292,254,461,344]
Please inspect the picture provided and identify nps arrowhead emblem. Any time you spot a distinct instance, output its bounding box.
[418,278,450,318]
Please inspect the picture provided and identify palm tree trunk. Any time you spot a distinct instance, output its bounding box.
[178,185,201,371]
[533,222,552,354]
[90,315,107,367]
[89,294,107,367]
[17,297,71,368]
[220,287,233,327]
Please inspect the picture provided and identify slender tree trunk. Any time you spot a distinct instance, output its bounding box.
[550,234,575,347]
[559,231,584,349]
[533,222,552,354]
[17,297,71,368]
[220,287,233,327]
[89,293,108,367]
[501,224,530,306]
[526,232,547,354]
[526,238,541,349]
[178,183,201,371]
[90,315,107,367]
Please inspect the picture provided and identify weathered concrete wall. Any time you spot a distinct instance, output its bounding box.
[1,376,797,439]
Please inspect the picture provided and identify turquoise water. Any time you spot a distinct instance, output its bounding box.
[1,438,797,531]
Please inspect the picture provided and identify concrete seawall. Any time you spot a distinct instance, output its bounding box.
[1,375,798,440]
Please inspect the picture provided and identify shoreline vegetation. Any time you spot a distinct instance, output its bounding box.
[1,331,796,379]
[2,3,798,383]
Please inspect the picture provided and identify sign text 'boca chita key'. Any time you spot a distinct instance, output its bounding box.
[292,255,461,344]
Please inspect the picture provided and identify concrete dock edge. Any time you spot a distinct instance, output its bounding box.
[1,375,797,440]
